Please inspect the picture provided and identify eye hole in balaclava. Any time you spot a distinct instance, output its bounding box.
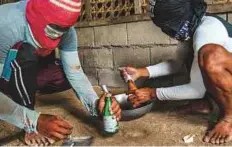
[45,24,70,40]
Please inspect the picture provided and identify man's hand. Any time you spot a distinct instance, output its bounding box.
[128,87,156,108]
[37,114,73,141]
[98,93,122,121]
[119,67,149,82]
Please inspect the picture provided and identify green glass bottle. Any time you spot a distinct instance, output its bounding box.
[103,93,119,135]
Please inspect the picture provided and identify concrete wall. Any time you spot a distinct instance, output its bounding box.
[76,13,232,87]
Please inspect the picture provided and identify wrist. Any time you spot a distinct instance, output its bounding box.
[150,88,157,99]
[96,99,103,120]
[138,68,149,78]
[25,108,40,133]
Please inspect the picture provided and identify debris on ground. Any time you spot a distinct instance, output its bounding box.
[183,134,195,143]
[62,136,93,146]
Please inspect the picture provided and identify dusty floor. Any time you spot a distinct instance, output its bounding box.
[0,86,229,146]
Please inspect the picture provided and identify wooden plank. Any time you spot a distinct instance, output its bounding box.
[75,13,151,28]
[76,2,232,28]
[207,3,232,13]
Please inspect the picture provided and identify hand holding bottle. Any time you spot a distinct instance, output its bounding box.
[128,87,157,108]
[98,93,122,121]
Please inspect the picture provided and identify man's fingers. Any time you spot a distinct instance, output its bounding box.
[111,98,118,109]
[135,90,145,98]
[132,96,142,107]
[100,93,108,102]
[134,91,149,101]
[118,67,125,71]
[56,120,73,130]
[128,94,137,101]
[122,70,130,81]
[111,102,120,115]
[98,93,108,113]
[133,101,141,108]
[49,132,67,141]
[55,127,72,136]
[128,94,142,107]
[138,98,147,104]
[129,97,141,107]
[126,90,136,95]
[111,98,121,121]
[115,109,122,121]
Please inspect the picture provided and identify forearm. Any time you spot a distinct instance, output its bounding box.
[60,50,99,116]
[137,68,150,78]
[146,60,182,78]
[0,92,40,133]
[156,83,206,101]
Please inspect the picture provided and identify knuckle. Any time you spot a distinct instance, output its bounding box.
[68,130,72,134]
[118,109,122,114]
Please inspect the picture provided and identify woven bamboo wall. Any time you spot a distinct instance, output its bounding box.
[1,0,232,27]
[0,0,17,4]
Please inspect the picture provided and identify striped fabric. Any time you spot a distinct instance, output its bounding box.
[11,60,31,106]
[49,0,81,12]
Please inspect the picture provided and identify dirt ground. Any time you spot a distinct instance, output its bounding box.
[0,86,229,146]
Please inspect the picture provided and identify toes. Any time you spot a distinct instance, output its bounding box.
[40,137,47,146]
[35,137,42,146]
[225,135,232,143]
[203,131,215,143]
[25,139,32,146]
[215,135,222,144]
[46,137,55,145]
[220,135,227,144]
[209,132,219,144]
[24,135,33,145]
[203,135,210,143]
[31,138,38,146]
[41,137,49,146]
[37,136,52,146]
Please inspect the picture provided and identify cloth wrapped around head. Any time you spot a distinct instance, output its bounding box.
[149,0,206,41]
[26,0,81,50]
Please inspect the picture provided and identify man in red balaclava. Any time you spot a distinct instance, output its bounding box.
[0,0,121,146]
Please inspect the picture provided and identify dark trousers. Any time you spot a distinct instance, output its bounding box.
[0,42,71,110]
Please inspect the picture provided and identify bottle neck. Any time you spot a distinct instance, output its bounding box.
[104,96,112,115]
[128,80,137,91]
[105,95,112,108]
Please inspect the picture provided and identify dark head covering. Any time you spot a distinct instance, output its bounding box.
[149,0,207,41]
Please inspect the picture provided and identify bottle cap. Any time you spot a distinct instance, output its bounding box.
[125,71,133,82]
[106,93,112,97]
[101,85,109,93]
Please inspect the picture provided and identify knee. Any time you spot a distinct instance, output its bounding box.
[198,44,227,73]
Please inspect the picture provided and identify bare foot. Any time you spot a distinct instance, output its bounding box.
[177,99,212,114]
[203,119,232,144]
[24,132,55,146]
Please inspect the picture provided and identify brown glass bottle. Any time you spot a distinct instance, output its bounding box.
[128,79,137,92]
[125,73,137,92]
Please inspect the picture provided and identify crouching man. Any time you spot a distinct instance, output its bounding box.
[0,0,121,146]
[120,0,232,144]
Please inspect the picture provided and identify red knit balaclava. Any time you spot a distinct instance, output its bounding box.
[26,0,81,52]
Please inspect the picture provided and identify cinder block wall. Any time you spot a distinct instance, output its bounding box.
[76,6,232,87]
